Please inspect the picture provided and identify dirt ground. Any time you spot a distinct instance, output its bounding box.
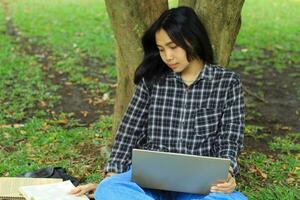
[234,61,300,155]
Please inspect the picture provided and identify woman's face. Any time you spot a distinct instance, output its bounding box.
[155,29,190,73]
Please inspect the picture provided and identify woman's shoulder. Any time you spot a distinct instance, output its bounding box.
[207,64,241,84]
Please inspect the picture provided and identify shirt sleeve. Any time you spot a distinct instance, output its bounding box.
[216,75,245,176]
[105,79,150,173]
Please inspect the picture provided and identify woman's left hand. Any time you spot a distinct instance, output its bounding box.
[210,171,236,193]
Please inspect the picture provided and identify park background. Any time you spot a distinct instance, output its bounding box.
[0,0,299,199]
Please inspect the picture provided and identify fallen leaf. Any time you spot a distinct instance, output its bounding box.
[57,119,68,125]
[68,112,75,117]
[280,126,292,131]
[93,97,104,105]
[102,93,109,101]
[109,83,118,88]
[42,123,49,131]
[255,166,268,179]
[282,164,288,170]
[49,74,55,79]
[3,132,10,139]
[81,111,88,117]
[38,101,47,108]
[241,48,248,53]
[249,165,268,179]
[249,165,257,173]
[84,98,93,104]
[288,170,297,177]
[65,81,73,86]
[0,124,25,128]
[287,177,295,184]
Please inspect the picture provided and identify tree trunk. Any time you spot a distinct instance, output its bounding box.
[104,0,168,135]
[105,0,244,139]
[179,0,244,67]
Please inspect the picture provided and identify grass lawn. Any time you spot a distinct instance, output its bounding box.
[0,0,299,199]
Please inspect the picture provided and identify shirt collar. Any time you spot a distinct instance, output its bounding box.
[197,63,214,81]
[169,63,214,83]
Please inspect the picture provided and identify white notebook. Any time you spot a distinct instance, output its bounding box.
[19,180,89,200]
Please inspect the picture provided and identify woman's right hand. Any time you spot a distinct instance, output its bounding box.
[69,172,116,198]
[105,172,116,178]
[69,183,97,198]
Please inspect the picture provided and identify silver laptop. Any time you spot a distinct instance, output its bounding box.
[131,149,230,194]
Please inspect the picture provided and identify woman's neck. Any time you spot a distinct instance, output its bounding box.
[180,59,204,85]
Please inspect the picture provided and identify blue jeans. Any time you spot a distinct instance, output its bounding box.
[94,168,247,200]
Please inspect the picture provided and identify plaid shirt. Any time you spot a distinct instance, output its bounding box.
[105,64,245,176]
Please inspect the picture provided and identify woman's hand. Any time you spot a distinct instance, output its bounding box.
[210,168,236,193]
[69,183,97,198]
[105,172,116,178]
[69,173,116,198]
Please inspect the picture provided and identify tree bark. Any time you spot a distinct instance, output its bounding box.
[105,0,168,135]
[179,0,244,67]
[178,0,196,8]
[105,0,244,139]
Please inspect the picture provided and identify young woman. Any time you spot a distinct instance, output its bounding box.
[71,6,247,200]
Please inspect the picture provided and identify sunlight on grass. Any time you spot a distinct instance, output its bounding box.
[231,0,300,72]
[7,0,117,89]
[0,4,4,32]
[238,0,300,50]
[9,0,113,58]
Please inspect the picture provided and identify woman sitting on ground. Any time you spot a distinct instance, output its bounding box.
[71,6,247,200]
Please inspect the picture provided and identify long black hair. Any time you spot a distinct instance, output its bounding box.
[134,6,214,84]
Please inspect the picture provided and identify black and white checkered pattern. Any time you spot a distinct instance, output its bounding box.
[105,64,245,176]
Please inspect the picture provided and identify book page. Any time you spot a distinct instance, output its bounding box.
[19,180,89,200]
[0,177,62,198]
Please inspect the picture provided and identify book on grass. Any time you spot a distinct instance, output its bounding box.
[18,180,89,200]
[0,177,62,200]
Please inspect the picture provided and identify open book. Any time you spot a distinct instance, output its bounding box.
[0,177,62,200]
[19,180,89,200]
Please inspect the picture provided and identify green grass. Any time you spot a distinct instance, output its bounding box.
[237,0,300,51]
[0,117,112,182]
[239,152,299,199]
[248,184,299,200]
[269,133,300,154]
[0,0,299,199]
[8,0,116,89]
[0,4,3,32]
[231,0,300,72]
[0,31,59,124]
[9,0,113,58]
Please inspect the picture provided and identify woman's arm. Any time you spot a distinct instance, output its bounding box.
[216,75,245,176]
[105,79,151,173]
